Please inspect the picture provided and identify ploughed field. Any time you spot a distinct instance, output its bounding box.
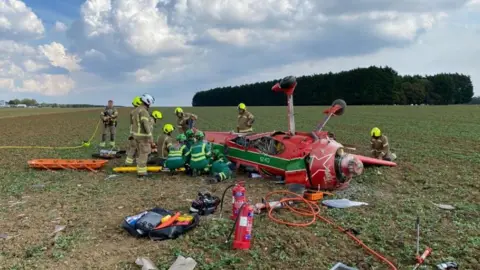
[0,105,479,270]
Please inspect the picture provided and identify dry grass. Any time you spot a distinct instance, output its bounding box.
[0,105,479,270]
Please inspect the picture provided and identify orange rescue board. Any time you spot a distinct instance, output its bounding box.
[28,159,108,171]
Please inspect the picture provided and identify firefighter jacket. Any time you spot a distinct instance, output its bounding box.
[101,106,118,125]
[237,110,254,132]
[157,134,174,158]
[371,135,390,156]
[177,112,198,131]
[131,105,153,141]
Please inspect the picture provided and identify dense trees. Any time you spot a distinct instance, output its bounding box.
[192,66,474,106]
[8,98,38,106]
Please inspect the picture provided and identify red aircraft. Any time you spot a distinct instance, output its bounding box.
[205,76,396,190]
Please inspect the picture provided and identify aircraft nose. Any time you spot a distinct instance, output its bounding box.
[339,154,364,177]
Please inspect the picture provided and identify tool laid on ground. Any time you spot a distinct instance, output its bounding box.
[436,261,458,270]
[189,192,220,215]
[28,159,108,172]
[413,216,433,270]
[112,166,185,173]
[92,149,126,159]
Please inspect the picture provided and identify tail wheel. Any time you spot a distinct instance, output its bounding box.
[331,99,346,116]
[279,76,297,89]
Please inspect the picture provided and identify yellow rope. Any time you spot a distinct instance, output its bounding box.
[0,119,102,150]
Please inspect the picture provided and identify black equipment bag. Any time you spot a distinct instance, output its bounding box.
[121,207,199,241]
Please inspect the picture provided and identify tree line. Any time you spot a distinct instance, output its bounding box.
[4,98,110,108]
[192,66,475,106]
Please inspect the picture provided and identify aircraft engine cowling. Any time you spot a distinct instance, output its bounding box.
[335,152,364,182]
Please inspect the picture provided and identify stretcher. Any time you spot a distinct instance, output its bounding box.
[112,166,186,173]
[28,159,108,172]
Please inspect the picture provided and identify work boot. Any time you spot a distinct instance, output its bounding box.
[137,173,151,179]
[99,142,106,147]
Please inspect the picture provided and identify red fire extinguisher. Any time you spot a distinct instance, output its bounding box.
[230,181,246,220]
[232,203,254,250]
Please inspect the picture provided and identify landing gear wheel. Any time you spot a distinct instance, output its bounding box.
[331,99,346,116]
[279,76,297,89]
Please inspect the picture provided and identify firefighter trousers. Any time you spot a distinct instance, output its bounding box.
[125,138,137,165]
[135,137,152,176]
[101,123,116,142]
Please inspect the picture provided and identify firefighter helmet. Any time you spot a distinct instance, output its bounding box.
[163,124,175,134]
[370,127,381,137]
[151,110,162,119]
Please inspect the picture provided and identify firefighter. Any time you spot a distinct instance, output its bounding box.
[148,110,163,154]
[206,149,233,184]
[156,124,175,160]
[370,127,397,161]
[175,107,198,133]
[127,93,155,178]
[237,103,255,133]
[164,134,189,172]
[125,96,143,165]
[99,100,119,147]
[188,130,211,176]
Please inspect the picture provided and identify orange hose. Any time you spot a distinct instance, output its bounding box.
[264,190,398,270]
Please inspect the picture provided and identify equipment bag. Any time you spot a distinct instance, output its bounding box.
[121,207,199,241]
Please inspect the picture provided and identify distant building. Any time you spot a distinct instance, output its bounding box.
[16,104,27,108]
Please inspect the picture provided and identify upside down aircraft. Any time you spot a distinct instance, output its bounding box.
[205,75,397,191]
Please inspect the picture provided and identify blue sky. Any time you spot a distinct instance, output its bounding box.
[0,0,479,106]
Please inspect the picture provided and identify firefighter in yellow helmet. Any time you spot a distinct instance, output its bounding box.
[237,103,255,133]
[125,93,155,178]
[125,96,143,165]
[370,127,396,161]
[156,124,175,161]
[175,107,198,133]
[149,110,163,153]
[99,99,119,148]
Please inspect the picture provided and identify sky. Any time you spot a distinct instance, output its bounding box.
[0,0,479,106]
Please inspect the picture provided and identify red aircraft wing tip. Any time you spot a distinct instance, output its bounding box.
[353,154,397,167]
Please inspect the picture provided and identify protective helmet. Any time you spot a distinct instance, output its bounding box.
[176,134,187,142]
[163,123,175,134]
[175,107,183,114]
[238,103,246,110]
[151,110,162,120]
[132,96,142,107]
[185,129,194,137]
[195,130,204,138]
[370,127,381,137]
[141,93,155,106]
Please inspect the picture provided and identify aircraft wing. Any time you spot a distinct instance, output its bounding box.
[352,154,397,167]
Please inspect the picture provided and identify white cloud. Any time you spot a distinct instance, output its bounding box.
[16,74,75,96]
[0,0,44,39]
[39,42,82,72]
[0,77,14,89]
[22,59,47,72]
[54,21,67,32]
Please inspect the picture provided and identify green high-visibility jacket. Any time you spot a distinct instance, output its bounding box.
[164,143,188,170]
[189,141,211,170]
[211,158,232,181]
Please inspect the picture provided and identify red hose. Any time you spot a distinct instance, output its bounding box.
[264,190,398,270]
